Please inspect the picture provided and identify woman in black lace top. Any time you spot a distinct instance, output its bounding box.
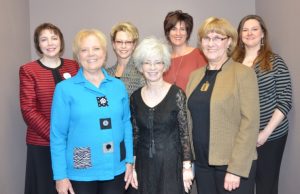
[130,37,193,194]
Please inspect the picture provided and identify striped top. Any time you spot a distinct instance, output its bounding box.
[254,54,292,141]
[19,58,79,146]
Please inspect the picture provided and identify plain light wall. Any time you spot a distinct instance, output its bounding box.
[256,1,300,193]
[29,0,255,66]
[0,0,30,194]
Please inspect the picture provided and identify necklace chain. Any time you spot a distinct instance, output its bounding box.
[200,57,229,92]
[172,56,184,84]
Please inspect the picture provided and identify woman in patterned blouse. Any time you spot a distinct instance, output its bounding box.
[106,22,144,96]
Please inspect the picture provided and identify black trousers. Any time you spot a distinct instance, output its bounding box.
[24,145,57,194]
[71,173,126,194]
[124,186,138,194]
[194,160,256,194]
[256,134,287,194]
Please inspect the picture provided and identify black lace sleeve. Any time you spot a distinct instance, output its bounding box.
[176,89,193,161]
[130,94,139,156]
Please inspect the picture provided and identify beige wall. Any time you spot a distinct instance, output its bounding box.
[29,0,254,66]
[256,1,300,193]
[0,0,30,193]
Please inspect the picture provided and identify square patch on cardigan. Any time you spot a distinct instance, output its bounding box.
[73,147,92,169]
[96,96,108,107]
[100,118,112,129]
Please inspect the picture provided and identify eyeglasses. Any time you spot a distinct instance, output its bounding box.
[114,40,134,46]
[143,60,164,66]
[202,36,228,44]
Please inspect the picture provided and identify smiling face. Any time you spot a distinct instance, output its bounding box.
[241,19,264,49]
[141,58,165,83]
[201,32,231,64]
[78,35,106,73]
[168,21,188,47]
[38,29,61,58]
[112,31,136,60]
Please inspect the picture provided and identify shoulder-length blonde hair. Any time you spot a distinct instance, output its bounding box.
[198,17,237,56]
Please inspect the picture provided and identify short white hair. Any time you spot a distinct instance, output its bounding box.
[133,36,171,72]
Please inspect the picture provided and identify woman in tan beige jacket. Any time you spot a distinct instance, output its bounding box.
[186,17,259,194]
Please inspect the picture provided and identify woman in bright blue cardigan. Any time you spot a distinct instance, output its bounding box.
[50,29,133,194]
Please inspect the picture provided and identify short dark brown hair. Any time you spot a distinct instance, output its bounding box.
[33,23,65,55]
[163,10,193,42]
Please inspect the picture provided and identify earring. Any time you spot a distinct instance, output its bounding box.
[261,38,264,46]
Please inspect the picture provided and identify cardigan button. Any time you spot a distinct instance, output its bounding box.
[103,142,114,153]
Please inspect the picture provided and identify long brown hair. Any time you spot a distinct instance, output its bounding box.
[232,15,273,71]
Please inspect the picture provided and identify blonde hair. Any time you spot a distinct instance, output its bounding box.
[198,17,237,56]
[72,29,107,62]
[110,22,139,43]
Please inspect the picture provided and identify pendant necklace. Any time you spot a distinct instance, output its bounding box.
[172,55,184,85]
[200,80,210,92]
[200,70,219,92]
[200,58,229,92]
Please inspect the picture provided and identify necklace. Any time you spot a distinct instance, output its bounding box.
[200,81,210,92]
[200,70,219,92]
[172,56,184,84]
[200,57,229,92]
